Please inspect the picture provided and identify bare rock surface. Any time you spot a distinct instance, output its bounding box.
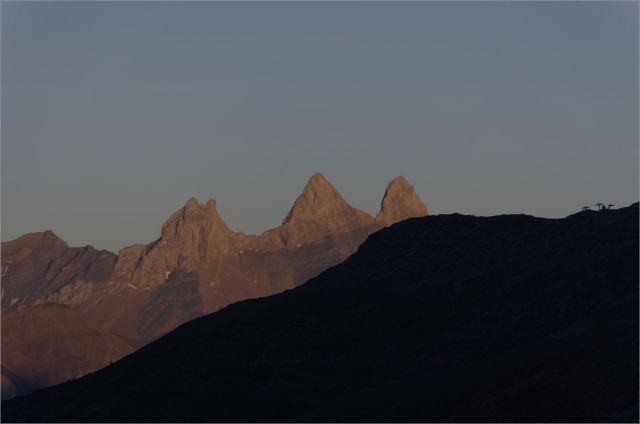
[375,176,428,226]
[265,173,374,248]
[1,231,116,311]
[1,173,428,398]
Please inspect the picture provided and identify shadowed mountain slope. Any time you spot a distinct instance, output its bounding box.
[1,174,427,398]
[1,304,135,400]
[4,203,637,422]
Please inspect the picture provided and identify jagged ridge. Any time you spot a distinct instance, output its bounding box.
[1,173,428,399]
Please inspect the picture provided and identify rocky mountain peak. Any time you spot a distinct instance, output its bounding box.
[42,230,60,239]
[302,172,333,196]
[125,198,237,288]
[281,173,351,225]
[161,198,229,241]
[205,199,217,212]
[2,231,68,258]
[375,176,428,226]
[256,174,373,248]
[182,198,218,214]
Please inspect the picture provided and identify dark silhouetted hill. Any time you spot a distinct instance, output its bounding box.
[3,203,638,422]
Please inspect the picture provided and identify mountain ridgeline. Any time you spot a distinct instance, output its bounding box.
[3,203,637,422]
[1,174,427,399]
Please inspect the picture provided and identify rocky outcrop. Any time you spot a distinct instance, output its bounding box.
[1,173,428,398]
[114,244,146,276]
[375,176,428,226]
[1,231,116,311]
[119,198,240,289]
[258,173,375,249]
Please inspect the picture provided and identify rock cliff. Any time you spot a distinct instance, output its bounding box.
[375,176,428,226]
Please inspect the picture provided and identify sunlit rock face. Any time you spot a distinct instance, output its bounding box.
[1,173,428,398]
[375,176,428,226]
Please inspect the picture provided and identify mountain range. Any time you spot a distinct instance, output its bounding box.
[1,173,427,399]
[3,202,637,422]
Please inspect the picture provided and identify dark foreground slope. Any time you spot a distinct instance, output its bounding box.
[3,204,638,422]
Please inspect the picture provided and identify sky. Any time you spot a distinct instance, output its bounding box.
[2,1,638,252]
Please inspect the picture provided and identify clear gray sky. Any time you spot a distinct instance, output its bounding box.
[2,1,638,252]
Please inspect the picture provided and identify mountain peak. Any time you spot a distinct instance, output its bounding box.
[179,197,219,216]
[282,173,348,225]
[271,173,373,246]
[308,171,330,183]
[1,231,68,252]
[387,176,411,190]
[375,176,428,226]
[160,197,229,241]
[185,197,199,208]
[42,230,60,239]
[299,172,334,199]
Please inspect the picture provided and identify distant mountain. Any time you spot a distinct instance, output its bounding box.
[1,174,427,398]
[4,203,637,422]
[1,304,136,400]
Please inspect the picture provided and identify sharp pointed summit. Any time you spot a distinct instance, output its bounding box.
[375,176,428,226]
[302,172,333,194]
[282,173,365,223]
[272,173,373,247]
